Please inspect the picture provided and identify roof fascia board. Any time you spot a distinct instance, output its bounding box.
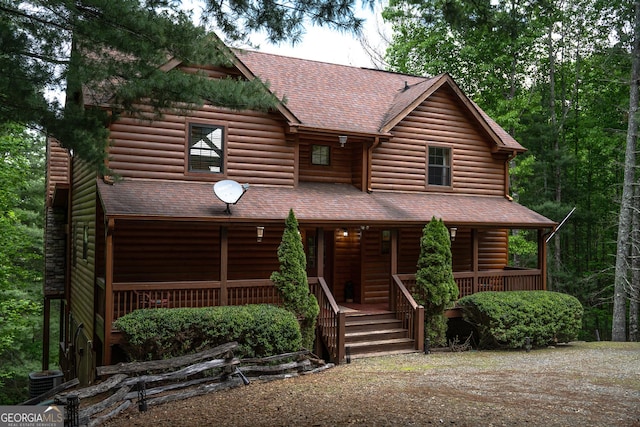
[154,45,300,126]
[381,73,522,153]
[100,210,555,229]
[231,51,301,126]
[292,124,391,140]
[380,73,449,133]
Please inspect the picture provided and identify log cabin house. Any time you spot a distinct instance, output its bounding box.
[44,46,556,384]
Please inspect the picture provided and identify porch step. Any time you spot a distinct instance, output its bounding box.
[346,328,409,343]
[343,312,418,359]
[345,338,417,358]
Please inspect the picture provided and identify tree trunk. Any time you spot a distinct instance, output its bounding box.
[548,21,561,290]
[630,185,640,341]
[612,0,640,342]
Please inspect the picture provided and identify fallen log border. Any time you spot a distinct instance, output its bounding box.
[46,343,333,426]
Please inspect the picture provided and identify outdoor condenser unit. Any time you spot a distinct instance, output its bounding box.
[28,370,64,399]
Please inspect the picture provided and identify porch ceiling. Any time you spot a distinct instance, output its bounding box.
[97,179,556,228]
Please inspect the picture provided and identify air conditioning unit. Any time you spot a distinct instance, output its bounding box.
[28,370,64,399]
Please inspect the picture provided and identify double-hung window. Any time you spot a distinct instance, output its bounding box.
[428,146,451,187]
[189,124,224,173]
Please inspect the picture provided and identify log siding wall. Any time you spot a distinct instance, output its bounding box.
[70,159,97,340]
[372,86,508,195]
[396,227,509,274]
[46,138,70,203]
[107,108,294,186]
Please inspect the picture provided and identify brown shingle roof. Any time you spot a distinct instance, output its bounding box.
[234,50,525,151]
[235,50,432,134]
[98,180,555,228]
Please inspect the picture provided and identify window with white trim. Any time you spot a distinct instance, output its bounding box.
[189,124,224,173]
[428,146,451,186]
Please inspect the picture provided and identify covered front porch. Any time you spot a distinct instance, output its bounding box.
[91,180,555,367]
[101,266,546,366]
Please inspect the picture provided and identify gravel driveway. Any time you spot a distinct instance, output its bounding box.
[105,341,640,426]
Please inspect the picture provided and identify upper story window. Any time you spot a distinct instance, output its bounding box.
[311,145,330,166]
[428,146,451,187]
[189,123,224,173]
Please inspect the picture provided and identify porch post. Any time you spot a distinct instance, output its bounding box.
[390,229,398,275]
[317,228,324,278]
[539,229,547,290]
[104,218,114,366]
[472,228,479,293]
[220,226,228,305]
[390,229,398,311]
[42,297,51,370]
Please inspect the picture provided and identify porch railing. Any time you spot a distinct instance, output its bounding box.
[453,268,543,298]
[395,268,543,300]
[111,279,281,322]
[391,274,424,352]
[309,277,345,364]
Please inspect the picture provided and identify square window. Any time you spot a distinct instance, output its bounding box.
[189,124,224,173]
[428,146,451,186]
[311,145,330,166]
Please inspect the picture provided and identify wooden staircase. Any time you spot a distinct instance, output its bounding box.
[344,311,418,359]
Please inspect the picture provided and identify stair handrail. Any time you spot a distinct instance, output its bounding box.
[309,277,345,364]
[391,274,424,352]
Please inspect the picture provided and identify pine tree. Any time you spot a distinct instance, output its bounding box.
[1,0,369,171]
[270,209,320,350]
[413,217,459,347]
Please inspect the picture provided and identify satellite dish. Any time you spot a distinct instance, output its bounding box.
[213,180,249,214]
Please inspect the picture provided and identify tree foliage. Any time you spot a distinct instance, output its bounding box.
[0,124,45,403]
[413,218,458,347]
[383,0,638,340]
[1,0,371,170]
[270,209,320,350]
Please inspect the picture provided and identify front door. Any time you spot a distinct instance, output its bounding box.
[332,227,360,303]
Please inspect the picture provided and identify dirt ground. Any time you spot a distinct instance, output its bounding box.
[104,341,640,427]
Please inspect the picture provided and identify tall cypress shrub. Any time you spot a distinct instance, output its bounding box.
[270,209,319,350]
[414,217,459,346]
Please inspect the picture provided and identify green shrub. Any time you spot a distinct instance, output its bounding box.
[413,218,458,346]
[457,291,583,349]
[270,209,319,350]
[114,304,302,361]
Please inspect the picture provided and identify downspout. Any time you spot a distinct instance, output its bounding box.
[504,150,517,200]
[104,218,115,366]
[367,137,382,193]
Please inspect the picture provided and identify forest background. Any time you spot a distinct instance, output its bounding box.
[1,0,638,404]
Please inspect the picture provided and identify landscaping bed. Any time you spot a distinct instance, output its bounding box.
[104,341,640,426]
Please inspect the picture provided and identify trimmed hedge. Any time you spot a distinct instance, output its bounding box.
[113,304,302,361]
[457,291,583,349]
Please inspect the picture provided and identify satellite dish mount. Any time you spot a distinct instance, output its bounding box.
[213,180,249,214]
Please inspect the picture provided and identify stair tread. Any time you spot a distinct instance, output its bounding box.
[349,349,420,360]
[346,328,407,337]
[346,318,400,326]
[346,338,414,348]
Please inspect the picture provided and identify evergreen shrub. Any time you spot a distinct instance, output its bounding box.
[457,291,583,349]
[270,209,319,350]
[114,304,302,361]
[413,218,459,346]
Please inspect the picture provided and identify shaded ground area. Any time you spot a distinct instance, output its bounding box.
[105,342,640,426]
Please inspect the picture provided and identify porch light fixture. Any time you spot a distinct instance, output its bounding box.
[256,226,265,242]
[449,227,457,242]
[343,228,349,237]
[338,135,348,147]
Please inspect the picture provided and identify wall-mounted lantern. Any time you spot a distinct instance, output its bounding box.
[257,226,265,242]
[342,228,349,237]
[338,135,348,147]
[449,227,457,242]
